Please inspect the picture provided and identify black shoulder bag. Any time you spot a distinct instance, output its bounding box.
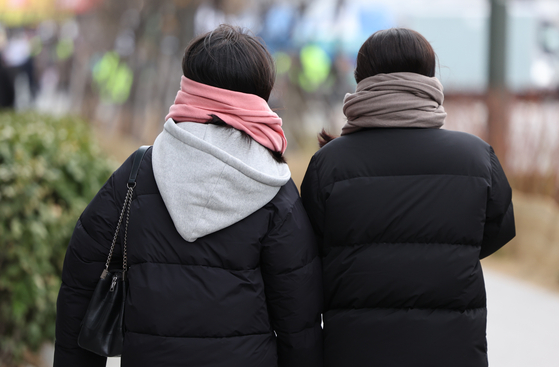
[77,145,150,357]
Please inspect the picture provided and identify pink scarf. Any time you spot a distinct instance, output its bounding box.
[166,76,287,154]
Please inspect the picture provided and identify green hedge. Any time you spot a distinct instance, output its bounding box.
[0,111,114,365]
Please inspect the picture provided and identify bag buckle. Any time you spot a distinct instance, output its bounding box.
[110,275,118,292]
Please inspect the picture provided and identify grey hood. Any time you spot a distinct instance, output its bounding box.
[152,119,291,242]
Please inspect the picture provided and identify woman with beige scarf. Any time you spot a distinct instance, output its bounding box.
[301,28,515,367]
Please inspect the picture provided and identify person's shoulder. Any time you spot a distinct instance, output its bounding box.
[434,129,491,158]
[309,134,356,164]
[113,147,153,182]
[438,128,489,146]
[272,178,299,203]
[265,178,301,218]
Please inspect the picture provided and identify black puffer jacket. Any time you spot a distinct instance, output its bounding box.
[54,148,323,367]
[301,128,515,367]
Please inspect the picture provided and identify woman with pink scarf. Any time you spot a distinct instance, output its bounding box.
[54,25,322,367]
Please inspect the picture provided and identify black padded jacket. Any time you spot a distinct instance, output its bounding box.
[54,148,323,367]
[301,128,515,367]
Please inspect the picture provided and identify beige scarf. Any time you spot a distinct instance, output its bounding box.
[341,72,446,135]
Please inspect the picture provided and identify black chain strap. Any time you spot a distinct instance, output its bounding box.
[100,146,149,280]
[122,183,135,272]
[101,184,135,279]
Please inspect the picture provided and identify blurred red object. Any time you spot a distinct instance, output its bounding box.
[56,0,104,14]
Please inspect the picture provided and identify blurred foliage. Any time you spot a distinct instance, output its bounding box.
[0,111,113,365]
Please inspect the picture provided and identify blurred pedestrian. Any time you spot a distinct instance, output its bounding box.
[0,58,15,109]
[3,29,38,100]
[54,25,323,367]
[301,27,515,367]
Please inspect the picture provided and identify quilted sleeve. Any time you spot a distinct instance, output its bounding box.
[260,182,323,367]
[300,156,325,248]
[480,147,516,259]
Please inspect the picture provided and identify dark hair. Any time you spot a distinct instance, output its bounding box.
[354,28,436,83]
[319,28,436,147]
[182,25,284,162]
[182,24,275,101]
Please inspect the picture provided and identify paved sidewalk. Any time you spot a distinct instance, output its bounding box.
[105,269,559,367]
[485,269,559,367]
